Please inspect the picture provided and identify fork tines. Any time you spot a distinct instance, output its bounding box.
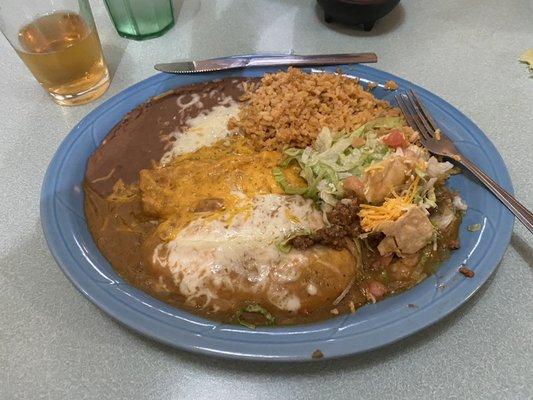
[395,90,438,140]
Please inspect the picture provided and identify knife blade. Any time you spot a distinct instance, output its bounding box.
[154,53,378,74]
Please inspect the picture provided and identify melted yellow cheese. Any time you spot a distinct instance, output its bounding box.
[139,137,304,242]
[103,99,364,317]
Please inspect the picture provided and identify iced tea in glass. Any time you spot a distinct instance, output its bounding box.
[1,0,109,105]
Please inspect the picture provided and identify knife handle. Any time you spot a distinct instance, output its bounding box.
[244,53,378,67]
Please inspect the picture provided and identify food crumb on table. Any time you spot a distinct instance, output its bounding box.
[519,49,533,74]
[312,349,324,359]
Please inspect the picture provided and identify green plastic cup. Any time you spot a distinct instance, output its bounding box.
[103,0,174,40]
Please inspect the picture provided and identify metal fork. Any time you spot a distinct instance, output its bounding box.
[396,89,533,233]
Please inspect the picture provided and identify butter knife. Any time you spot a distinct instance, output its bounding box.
[154,53,378,74]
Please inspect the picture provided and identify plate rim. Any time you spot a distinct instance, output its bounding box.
[40,64,514,361]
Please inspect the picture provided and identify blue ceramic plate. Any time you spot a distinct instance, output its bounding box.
[40,65,513,361]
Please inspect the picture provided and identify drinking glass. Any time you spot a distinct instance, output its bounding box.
[103,0,174,40]
[0,0,110,106]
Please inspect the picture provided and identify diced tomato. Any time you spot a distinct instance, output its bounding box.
[367,280,388,300]
[382,129,408,148]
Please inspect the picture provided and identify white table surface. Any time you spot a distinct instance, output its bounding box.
[1,0,532,399]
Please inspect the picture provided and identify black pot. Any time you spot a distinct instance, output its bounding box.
[317,0,400,31]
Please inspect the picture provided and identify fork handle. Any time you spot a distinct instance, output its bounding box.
[459,157,533,233]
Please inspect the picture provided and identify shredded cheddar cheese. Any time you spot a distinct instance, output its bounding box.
[358,176,420,232]
[405,175,420,203]
[364,163,386,173]
[135,137,305,242]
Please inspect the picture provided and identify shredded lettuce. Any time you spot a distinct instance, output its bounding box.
[415,177,438,211]
[235,304,276,329]
[276,117,402,208]
[275,229,314,253]
[353,238,363,272]
[275,116,447,214]
[271,167,307,195]
[427,156,454,179]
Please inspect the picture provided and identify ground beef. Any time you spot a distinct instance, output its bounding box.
[328,199,360,229]
[315,225,348,250]
[290,235,315,250]
[290,200,361,251]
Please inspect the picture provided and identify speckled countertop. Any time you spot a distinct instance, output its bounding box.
[1,1,532,399]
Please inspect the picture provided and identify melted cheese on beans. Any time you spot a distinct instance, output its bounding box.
[160,97,239,165]
[143,105,354,314]
[152,194,324,312]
